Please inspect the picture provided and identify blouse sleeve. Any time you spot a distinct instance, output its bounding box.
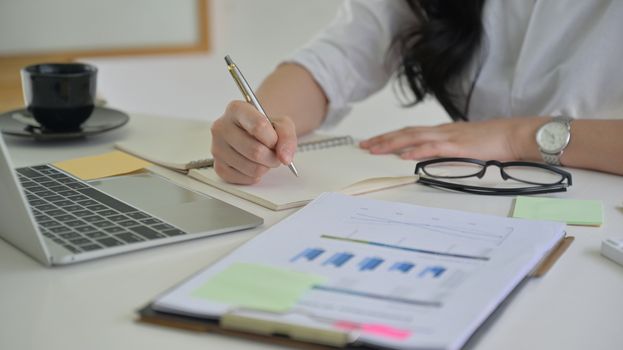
[287,0,415,129]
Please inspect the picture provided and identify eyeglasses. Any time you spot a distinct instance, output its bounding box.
[414,158,572,195]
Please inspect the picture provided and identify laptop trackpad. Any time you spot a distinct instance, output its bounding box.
[88,172,246,233]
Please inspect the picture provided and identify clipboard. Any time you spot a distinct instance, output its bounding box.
[137,306,346,349]
[136,236,574,349]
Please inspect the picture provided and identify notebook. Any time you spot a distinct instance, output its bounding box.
[116,123,417,210]
[140,193,570,350]
[116,118,213,171]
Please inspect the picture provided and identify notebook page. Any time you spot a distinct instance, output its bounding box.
[188,144,417,210]
[116,118,213,171]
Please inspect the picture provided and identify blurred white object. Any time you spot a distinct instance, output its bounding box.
[601,238,623,267]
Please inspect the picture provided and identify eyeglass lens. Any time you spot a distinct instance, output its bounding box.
[421,161,564,186]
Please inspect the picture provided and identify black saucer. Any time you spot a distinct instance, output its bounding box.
[0,106,129,140]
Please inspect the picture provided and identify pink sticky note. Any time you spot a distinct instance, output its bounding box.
[334,321,411,340]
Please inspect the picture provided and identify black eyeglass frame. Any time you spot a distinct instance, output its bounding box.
[414,157,573,196]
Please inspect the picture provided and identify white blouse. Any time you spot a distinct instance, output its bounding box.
[290,0,623,128]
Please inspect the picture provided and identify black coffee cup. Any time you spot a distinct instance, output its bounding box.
[21,63,97,131]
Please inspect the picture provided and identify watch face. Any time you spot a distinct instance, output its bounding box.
[537,122,570,153]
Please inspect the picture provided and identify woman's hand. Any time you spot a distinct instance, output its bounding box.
[360,117,544,161]
[210,100,298,184]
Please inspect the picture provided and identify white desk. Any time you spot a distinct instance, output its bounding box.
[1,113,622,350]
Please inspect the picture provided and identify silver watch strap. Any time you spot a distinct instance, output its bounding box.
[540,116,573,166]
[542,152,563,166]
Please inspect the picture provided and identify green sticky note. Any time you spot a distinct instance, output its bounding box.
[191,263,326,312]
[513,196,603,226]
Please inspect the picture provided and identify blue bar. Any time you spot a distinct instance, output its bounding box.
[290,248,325,262]
[358,257,384,271]
[390,262,414,273]
[419,266,446,278]
[323,252,354,267]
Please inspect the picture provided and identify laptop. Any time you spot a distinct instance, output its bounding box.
[0,134,263,266]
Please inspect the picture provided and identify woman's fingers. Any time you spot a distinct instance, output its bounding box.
[221,123,281,168]
[212,159,263,185]
[360,118,527,161]
[211,135,272,178]
[398,141,459,159]
[272,117,298,164]
[226,100,279,149]
[211,100,298,184]
[360,126,447,154]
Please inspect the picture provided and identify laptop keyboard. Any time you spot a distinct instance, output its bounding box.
[16,164,187,254]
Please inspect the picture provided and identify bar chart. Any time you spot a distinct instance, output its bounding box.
[290,247,447,279]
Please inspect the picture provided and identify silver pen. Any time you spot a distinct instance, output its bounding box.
[224,55,299,177]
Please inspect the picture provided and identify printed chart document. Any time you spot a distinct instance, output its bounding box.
[148,193,566,350]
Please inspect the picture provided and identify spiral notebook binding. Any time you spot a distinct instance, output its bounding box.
[297,136,354,152]
[187,159,214,169]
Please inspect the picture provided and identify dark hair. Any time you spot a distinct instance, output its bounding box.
[395,0,486,121]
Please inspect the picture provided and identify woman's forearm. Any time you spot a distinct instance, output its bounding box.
[517,118,623,175]
[256,63,328,136]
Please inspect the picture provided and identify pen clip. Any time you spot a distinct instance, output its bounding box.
[227,64,253,104]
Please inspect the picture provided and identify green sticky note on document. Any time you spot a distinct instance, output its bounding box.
[192,263,326,312]
[513,196,603,226]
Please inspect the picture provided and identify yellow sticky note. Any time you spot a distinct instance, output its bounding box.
[513,196,603,226]
[192,263,326,313]
[53,150,152,180]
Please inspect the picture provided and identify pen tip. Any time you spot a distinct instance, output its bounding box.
[289,163,299,177]
[224,55,233,65]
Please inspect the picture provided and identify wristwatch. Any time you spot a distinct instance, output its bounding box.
[535,116,573,166]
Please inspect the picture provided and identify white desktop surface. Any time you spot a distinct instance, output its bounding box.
[1,113,622,350]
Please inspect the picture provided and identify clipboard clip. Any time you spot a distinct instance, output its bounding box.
[221,312,351,347]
